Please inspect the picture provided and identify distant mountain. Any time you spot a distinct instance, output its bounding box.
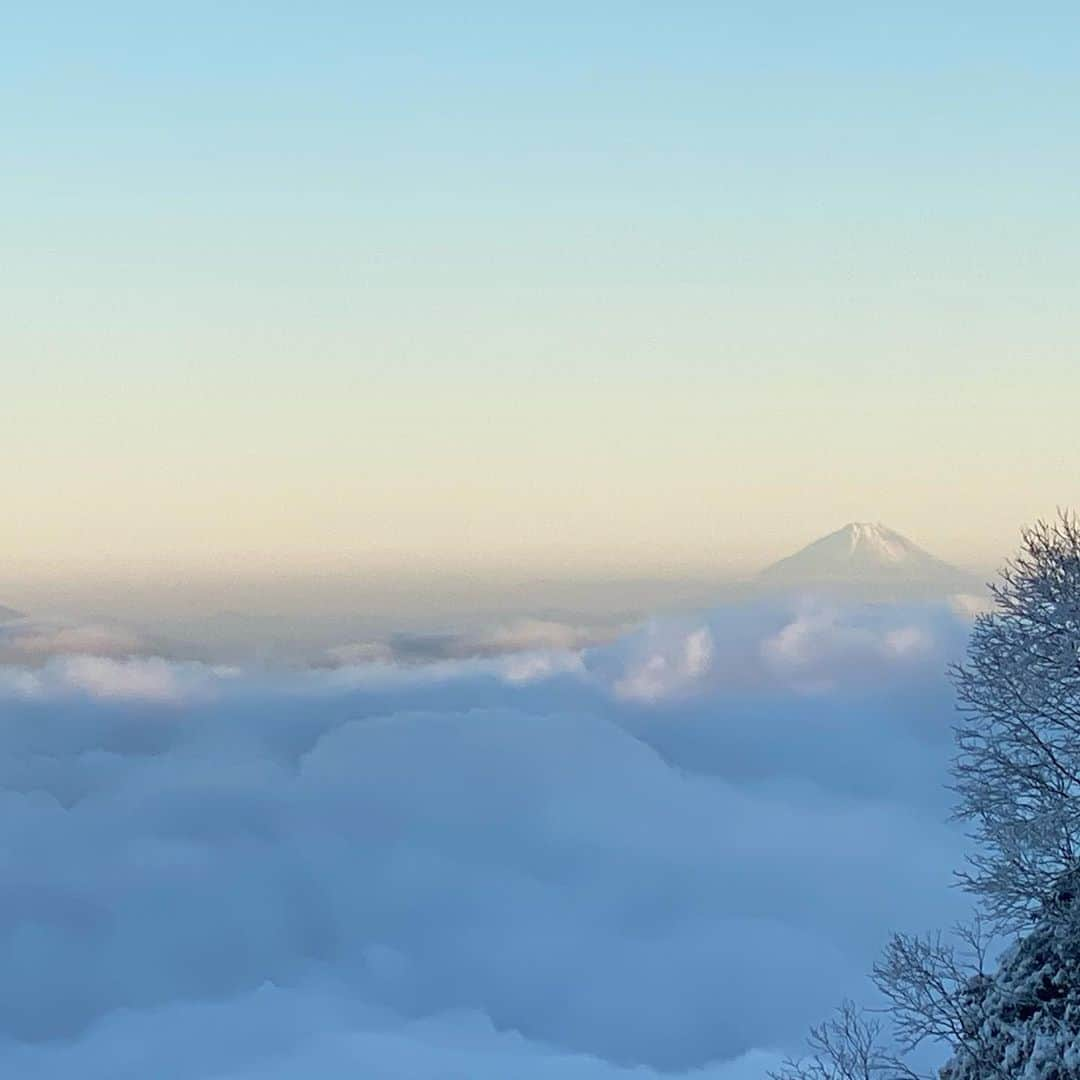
[0,605,23,622]
[758,522,978,592]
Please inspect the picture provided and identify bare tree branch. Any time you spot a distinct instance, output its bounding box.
[768,1001,925,1080]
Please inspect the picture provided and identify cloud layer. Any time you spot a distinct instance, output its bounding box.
[0,597,974,1077]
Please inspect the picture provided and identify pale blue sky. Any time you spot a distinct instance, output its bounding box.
[4,3,1079,579]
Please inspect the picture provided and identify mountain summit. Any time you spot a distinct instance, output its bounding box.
[758,522,973,590]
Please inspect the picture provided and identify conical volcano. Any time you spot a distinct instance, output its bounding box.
[758,522,974,590]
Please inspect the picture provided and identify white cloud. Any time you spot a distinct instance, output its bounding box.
[758,603,943,693]
[500,649,586,683]
[0,598,973,1077]
[323,618,620,669]
[614,625,714,702]
[0,620,147,665]
[54,655,192,702]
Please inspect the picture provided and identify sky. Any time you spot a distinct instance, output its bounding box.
[6,3,1080,587]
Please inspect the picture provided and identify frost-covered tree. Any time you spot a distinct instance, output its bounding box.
[951,512,1080,926]
[784,513,1080,1080]
[936,904,1080,1080]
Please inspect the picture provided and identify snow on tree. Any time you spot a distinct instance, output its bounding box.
[781,513,1080,1080]
[951,512,1080,927]
[937,904,1080,1079]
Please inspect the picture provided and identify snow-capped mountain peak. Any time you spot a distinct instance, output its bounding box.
[840,522,915,562]
[758,522,971,589]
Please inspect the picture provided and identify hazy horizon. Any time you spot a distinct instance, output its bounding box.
[0,516,999,623]
[0,516,1013,595]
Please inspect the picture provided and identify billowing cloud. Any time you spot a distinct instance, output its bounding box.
[323,618,621,668]
[613,624,714,702]
[49,655,212,703]
[0,597,975,1077]
[0,619,147,665]
[759,604,936,692]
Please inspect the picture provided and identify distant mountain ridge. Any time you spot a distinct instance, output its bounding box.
[758,522,977,591]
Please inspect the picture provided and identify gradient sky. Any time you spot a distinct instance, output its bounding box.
[6,3,1079,583]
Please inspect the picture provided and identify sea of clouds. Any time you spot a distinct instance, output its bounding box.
[0,596,979,1077]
